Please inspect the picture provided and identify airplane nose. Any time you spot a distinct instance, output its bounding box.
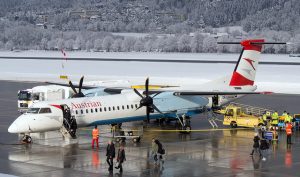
[8,123,19,133]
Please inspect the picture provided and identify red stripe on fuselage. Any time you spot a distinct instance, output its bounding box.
[229,72,254,86]
[51,104,62,109]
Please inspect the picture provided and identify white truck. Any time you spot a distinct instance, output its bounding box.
[18,85,72,113]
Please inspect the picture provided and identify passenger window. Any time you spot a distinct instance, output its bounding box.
[117,106,119,110]
[39,108,52,114]
[100,108,102,112]
[122,105,124,110]
[127,105,129,109]
[104,107,106,112]
[113,106,115,111]
[76,110,78,114]
[135,104,138,108]
[95,108,98,112]
[81,110,83,114]
[91,109,93,113]
[109,107,111,111]
[131,105,134,109]
[86,109,88,113]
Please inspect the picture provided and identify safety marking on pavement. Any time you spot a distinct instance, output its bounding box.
[145,128,252,132]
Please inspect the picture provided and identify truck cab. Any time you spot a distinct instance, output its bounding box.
[222,105,264,128]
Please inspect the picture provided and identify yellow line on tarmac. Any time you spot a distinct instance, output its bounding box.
[145,128,253,132]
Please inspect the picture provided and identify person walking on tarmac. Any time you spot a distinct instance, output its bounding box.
[260,138,269,161]
[106,140,116,172]
[286,121,293,145]
[271,111,279,130]
[115,144,126,173]
[250,133,262,156]
[92,125,99,149]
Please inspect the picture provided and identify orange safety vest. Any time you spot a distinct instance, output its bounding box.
[286,123,292,135]
[92,128,99,139]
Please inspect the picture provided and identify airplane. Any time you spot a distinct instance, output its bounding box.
[8,39,284,143]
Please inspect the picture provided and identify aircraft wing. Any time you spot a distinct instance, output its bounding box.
[45,81,97,89]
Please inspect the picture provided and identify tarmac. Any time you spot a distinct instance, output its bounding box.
[1,80,300,177]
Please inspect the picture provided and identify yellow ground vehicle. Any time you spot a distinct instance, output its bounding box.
[221,105,264,128]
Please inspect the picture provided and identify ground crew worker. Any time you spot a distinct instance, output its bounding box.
[92,125,99,149]
[286,122,293,144]
[271,111,279,129]
[262,112,267,125]
[266,111,271,121]
[285,113,292,123]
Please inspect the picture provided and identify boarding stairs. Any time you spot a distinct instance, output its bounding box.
[229,102,274,116]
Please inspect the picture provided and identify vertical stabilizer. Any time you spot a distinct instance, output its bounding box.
[229,39,264,86]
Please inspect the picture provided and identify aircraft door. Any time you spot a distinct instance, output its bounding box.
[60,104,77,138]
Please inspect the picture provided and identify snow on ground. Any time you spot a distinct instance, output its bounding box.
[0,51,299,94]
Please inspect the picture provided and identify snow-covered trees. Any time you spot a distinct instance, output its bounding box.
[102,36,114,52]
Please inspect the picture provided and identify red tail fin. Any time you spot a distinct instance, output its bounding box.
[229,39,264,86]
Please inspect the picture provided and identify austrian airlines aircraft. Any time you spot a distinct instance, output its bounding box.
[8,39,280,141]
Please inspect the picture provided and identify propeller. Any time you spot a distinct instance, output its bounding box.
[69,76,85,98]
[133,78,162,122]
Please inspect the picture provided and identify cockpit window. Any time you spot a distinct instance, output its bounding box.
[27,108,40,114]
[39,108,52,114]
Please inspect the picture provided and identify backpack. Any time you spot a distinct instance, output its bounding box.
[155,140,165,154]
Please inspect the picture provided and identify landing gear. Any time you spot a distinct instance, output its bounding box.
[176,114,192,134]
[22,135,32,144]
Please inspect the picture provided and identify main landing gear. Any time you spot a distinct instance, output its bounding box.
[176,114,192,134]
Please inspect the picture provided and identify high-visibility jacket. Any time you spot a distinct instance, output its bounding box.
[271,112,279,124]
[92,128,99,139]
[286,123,292,135]
[285,115,292,123]
[262,114,267,121]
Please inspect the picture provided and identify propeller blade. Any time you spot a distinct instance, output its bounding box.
[152,92,160,98]
[146,106,150,123]
[69,81,77,94]
[145,78,149,96]
[134,88,144,98]
[152,104,163,114]
[78,76,84,93]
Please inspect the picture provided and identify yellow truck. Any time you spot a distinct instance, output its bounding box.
[221,105,264,128]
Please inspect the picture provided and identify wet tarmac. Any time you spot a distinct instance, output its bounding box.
[1,81,300,177]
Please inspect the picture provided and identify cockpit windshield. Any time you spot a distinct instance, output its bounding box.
[26,108,52,114]
[27,108,40,114]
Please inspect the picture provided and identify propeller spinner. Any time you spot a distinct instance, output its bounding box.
[134,78,162,122]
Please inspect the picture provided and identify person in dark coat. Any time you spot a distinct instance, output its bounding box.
[260,138,269,161]
[106,140,115,172]
[115,145,126,173]
[250,133,261,156]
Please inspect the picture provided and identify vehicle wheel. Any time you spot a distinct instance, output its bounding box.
[230,122,237,128]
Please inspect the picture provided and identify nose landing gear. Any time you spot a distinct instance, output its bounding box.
[21,135,32,144]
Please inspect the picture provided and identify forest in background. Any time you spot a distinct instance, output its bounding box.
[0,0,299,53]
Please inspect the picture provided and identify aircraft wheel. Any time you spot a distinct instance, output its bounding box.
[22,135,32,144]
[133,137,141,143]
[180,125,191,134]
